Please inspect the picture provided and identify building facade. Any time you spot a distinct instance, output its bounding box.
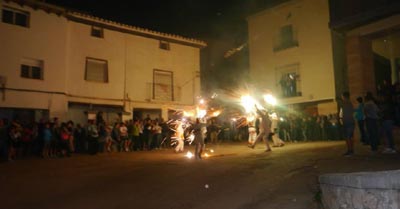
[0,0,206,125]
[247,0,337,115]
[329,0,400,100]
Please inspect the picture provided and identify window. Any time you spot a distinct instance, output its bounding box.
[20,58,43,80]
[2,7,29,27]
[159,41,170,50]
[276,63,301,98]
[274,25,298,52]
[153,70,173,101]
[91,26,103,38]
[85,58,108,82]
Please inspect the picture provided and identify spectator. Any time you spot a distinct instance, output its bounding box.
[339,91,355,156]
[380,95,397,153]
[364,93,380,152]
[87,120,99,155]
[42,123,52,158]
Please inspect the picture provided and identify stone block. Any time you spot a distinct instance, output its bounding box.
[319,170,400,209]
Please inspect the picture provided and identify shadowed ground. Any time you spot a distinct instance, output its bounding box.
[1,141,400,209]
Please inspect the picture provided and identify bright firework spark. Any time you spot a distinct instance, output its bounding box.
[240,95,257,113]
[212,110,221,117]
[264,94,277,106]
[187,133,195,145]
[196,108,207,118]
[185,151,194,159]
[246,115,255,122]
[183,111,195,117]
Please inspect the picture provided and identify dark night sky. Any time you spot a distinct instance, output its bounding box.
[46,0,286,90]
[46,0,269,40]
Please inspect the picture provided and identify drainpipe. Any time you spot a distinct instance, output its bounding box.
[123,35,127,111]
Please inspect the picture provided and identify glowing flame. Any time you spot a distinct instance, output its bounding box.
[197,107,207,118]
[264,94,277,106]
[187,133,195,144]
[240,95,257,113]
[246,115,255,122]
[183,111,195,117]
[185,151,194,159]
[210,149,214,153]
[212,110,221,117]
[204,153,210,157]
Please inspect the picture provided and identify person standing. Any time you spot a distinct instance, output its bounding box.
[42,123,52,158]
[87,120,99,155]
[248,121,257,145]
[174,121,185,153]
[270,112,285,147]
[193,118,206,160]
[364,93,380,152]
[339,92,355,156]
[112,123,121,152]
[131,120,140,151]
[249,106,272,152]
[74,124,85,153]
[354,97,368,145]
[143,119,152,150]
[153,121,162,149]
[119,122,129,152]
[380,95,397,153]
[207,120,219,144]
[59,123,71,157]
[104,123,113,152]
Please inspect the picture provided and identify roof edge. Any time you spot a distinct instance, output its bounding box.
[5,0,207,48]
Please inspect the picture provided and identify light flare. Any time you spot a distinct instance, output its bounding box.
[212,110,221,117]
[185,151,194,159]
[196,107,207,118]
[264,94,277,106]
[246,115,255,122]
[183,111,195,117]
[240,95,257,113]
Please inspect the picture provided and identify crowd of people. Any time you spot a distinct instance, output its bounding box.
[1,83,399,162]
[339,84,400,156]
[0,115,175,162]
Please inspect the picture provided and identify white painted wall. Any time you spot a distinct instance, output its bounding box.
[0,1,69,118]
[0,1,203,123]
[248,0,336,107]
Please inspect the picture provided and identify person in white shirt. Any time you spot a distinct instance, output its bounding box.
[269,112,285,147]
[248,121,257,145]
[174,121,185,153]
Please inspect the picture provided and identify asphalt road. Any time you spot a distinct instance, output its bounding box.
[1,141,400,209]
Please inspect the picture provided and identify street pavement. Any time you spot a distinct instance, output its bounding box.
[1,141,400,209]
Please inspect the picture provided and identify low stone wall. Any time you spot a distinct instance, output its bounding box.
[319,170,400,209]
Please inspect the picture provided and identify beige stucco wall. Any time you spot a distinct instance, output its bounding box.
[248,0,336,112]
[124,33,201,105]
[0,1,203,123]
[67,21,125,103]
[0,1,69,117]
[67,20,201,121]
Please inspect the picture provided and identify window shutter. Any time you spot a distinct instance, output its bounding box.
[86,58,108,82]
